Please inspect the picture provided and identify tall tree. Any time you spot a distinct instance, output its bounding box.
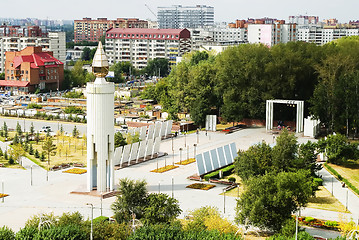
[42,137,57,166]
[143,58,170,77]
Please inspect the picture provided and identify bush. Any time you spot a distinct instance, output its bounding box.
[304,217,315,222]
[34,149,40,158]
[0,226,15,240]
[203,165,234,181]
[313,178,323,187]
[29,144,34,155]
[228,177,236,183]
[324,220,338,227]
[64,106,84,114]
[15,226,38,239]
[27,103,42,109]
[35,224,87,240]
[93,216,109,224]
[9,155,14,165]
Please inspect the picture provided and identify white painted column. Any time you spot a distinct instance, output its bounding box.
[86,79,115,192]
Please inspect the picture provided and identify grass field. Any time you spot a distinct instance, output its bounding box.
[327,161,359,191]
[307,186,348,213]
[24,134,87,169]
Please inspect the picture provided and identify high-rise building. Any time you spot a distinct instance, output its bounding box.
[247,23,296,47]
[105,28,191,68]
[157,5,214,29]
[2,46,64,93]
[74,18,149,43]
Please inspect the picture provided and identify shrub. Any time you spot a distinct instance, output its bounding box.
[228,177,236,183]
[27,103,42,109]
[0,226,15,240]
[304,217,315,222]
[64,106,84,114]
[203,165,234,181]
[4,151,8,160]
[93,216,109,224]
[8,155,14,165]
[0,148,3,157]
[15,226,38,239]
[29,144,34,155]
[324,220,338,227]
[313,178,323,187]
[34,149,40,158]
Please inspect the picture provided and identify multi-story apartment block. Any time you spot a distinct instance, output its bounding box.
[105,28,191,68]
[247,23,296,47]
[288,15,319,25]
[74,18,149,43]
[2,46,64,93]
[0,32,66,73]
[0,25,47,37]
[157,5,214,29]
[297,25,359,45]
[189,27,247,50]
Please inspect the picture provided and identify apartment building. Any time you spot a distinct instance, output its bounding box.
[2,46,64,93]
[297,25,359,45]
[0,31,65,73]
[105,28,191,68]
[74,18,149,43]
[247,23,296,47]
[157,5,214,29]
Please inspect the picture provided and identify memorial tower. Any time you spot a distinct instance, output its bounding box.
[86,42,115,192]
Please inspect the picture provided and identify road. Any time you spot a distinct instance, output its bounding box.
[0,116,87,136]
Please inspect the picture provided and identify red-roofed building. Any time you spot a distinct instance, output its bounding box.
[3,46,64,94]
[105,28,191,68]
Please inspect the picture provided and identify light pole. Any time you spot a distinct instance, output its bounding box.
[184,129,186,147]
[30,165,33,186]
[197,128,199,144]
[1,180,4,203]
[171,176,174,198]
[295,211,298,240]
[158,181,161,193]
[172,150,174,166]
[332,177,334,196]
[171,135,174,152]
[187,145,189,161]
[164,155,167,167]
[193,144,197,159]
[179,148,183,165]
[346,187,349,212]
[100,193,103,216]
[86,203,93,240]
[223,188,226,214]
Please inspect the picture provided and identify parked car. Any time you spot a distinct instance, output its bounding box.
[40,126,52,133]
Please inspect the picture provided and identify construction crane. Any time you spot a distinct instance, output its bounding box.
[145,4,157,19]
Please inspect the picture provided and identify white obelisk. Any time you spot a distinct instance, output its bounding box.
[87,42,115,192]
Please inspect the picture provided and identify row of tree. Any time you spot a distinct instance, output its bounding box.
[141,37,359,135]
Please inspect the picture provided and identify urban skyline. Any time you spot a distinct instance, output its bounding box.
[1,0,358,23]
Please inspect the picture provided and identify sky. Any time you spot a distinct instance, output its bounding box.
[1,0,358,23]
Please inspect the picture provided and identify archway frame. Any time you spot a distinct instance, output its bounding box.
[266,100,304,133]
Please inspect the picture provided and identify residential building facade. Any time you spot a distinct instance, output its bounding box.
[105,28,191,68]
[74,18,149,43]
[157,5,214,29]
[2,46,64,93]
[0,31,65,73]
[247,23,296,47]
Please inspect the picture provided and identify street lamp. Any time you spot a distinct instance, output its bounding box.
[86,203,94,240]
[171,176,174,198]
[186,145,189,161]
[179,148,183,165]
[193,144,197,159]
[1,180,4,203]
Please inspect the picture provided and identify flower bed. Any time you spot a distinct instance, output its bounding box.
[186,183,215,190]
[151,165,178,173]
[298,216,340,231]
[0,193,9,198]
[63,168,87,174]
[175,158,196,165]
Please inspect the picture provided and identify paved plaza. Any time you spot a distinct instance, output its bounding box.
[0,127,358,231]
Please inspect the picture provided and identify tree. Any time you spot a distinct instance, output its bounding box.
[126,132,140,145]
[9,144,25,165]
[42,137,57,166]
[112,178,147,223]
[234,143,273,181]
[142,193,182,225]
[30,123,35,136]
[72,126,79,138]
[109,61,134,83]
[16,122,22,136]
[235,170,315,232]
[0,73,5,80]
[81,47,91,61]
[12,134,19,145]
[271,129,298,172]
[114,132,127,149]
[142,58,170,77]
[3,122,8,140]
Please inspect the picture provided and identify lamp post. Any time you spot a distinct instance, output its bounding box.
[100,193,103,216]
[346,187,349,212]
[172,150,174,166]
[223,188,226,214]
[193,144,197,159]
[158,181,161,193]
[30,165,33,186]
[1,180,4,203]
[187,145,189,161]
[171,135,174,152]
[86,203,93,240]
[179,148,183,165]
[171,176,174,198]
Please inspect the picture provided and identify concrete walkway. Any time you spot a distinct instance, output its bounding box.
[320,165,359,223]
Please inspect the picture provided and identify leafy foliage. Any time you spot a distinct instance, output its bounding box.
[114,132,127,148]
[235,170,315,232]
[0,226,15,240]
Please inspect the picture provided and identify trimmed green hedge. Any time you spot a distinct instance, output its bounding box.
[324,163,359,195]
[203,165,235,181]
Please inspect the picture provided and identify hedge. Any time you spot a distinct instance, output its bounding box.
[203,165,235,181]
[324,163,359,195]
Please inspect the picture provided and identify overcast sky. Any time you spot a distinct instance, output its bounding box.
[1,0,358,23]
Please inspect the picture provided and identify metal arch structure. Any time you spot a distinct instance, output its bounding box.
[266,100,304,133]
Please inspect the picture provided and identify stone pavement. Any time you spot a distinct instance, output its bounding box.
[0,127,358,232]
